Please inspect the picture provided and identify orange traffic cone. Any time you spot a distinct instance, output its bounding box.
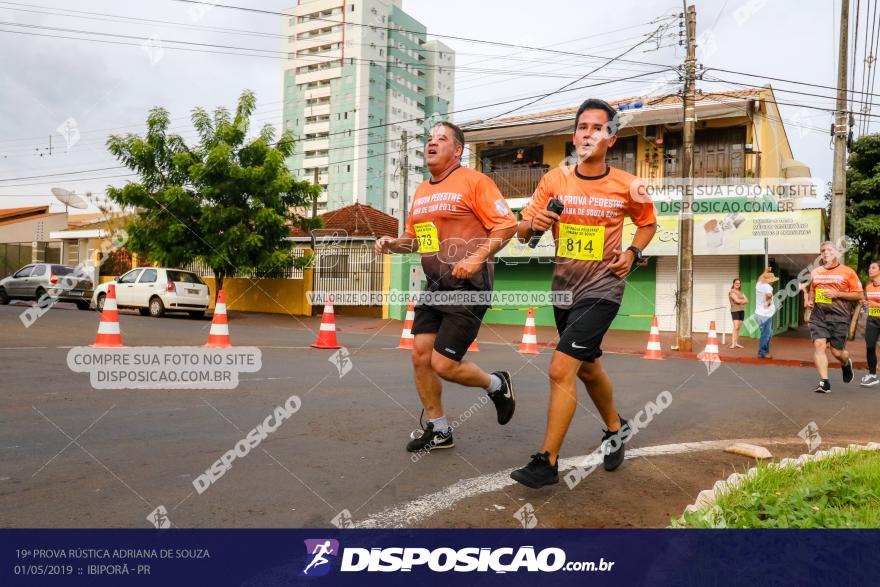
[311,295,341,349]
[467,339,480,352]
[92,283,123,347]
[397,302,415,350]
[698,320,722,363]
[643,315,663,360]
[518,307,539,354]
[204,290,231,348]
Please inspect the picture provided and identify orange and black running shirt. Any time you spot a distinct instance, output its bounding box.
[404,166,516,293]
[865,281,880,321]
[520,165,656,306]
[809,263,863,323]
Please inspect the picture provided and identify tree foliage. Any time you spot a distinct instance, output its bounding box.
[106,90,317,298]
[846,134,880,274]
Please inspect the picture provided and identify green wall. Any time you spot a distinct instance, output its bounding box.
[387,255,657,331]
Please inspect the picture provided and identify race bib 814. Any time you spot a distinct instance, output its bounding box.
[557,223,605,261]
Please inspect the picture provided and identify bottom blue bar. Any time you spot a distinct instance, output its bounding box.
[2,529,878,586]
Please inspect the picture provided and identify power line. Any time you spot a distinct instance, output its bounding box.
[0,0,675,62]
[0,69,679,187]
[482,25,667,122]
[0,21,672,82]
[171,0,673,70]
[703,66,880,99]
[702,75,880,110]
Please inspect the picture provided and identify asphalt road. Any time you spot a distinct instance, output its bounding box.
[1,302,878,529]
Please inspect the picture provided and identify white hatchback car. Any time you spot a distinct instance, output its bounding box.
[93,267,210,318]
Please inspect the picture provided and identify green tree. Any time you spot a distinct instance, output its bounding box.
[846,134,880,274]
[106,90,317,300]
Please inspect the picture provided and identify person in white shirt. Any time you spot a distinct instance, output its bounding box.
[754,267,778,359]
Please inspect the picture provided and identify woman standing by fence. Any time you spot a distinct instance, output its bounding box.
[728,278,748,349]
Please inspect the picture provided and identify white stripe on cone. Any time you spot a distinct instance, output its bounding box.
[401,328,413,337]
[208,324,229,336]
[97,321,120,334]
[320,323,337,332]
[522,334,538,343]
[647,341,662,350]
[215,303,226,314]
[103,298,118,311]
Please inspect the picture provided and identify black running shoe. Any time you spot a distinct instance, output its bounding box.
[487,371,515,425]
[405,422,454,453]
[602,418,632,471]
[814,380,832,394]
[842,358,854,384]
[510,451,558,489]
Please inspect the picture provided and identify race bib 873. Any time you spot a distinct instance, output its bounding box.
[815,289,833,305]
[870,306,880,317]
[557,223,605,261]
[414,222,440,253]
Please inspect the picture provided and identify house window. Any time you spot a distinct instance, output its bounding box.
[350,4,355,11]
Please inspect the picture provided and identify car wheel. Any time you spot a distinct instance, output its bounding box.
[188,311,205,319]
[0,288,8,305]
[76,301,91,311]
[96,293,106,312]
[149,296,165,317]
[138,308,150,316]
[34,287,46,303]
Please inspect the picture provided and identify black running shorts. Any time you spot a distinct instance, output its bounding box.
[554,298,621,362]
[411,304,488,361]
[809,314,849,350]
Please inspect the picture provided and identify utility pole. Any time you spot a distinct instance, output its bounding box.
[311,167,320,252]
[675,3,696,352]
[312,167,320,219]
[400,130,409,234]
[830,0,849,243]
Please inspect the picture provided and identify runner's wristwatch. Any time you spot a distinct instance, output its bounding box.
[626,245,642,269]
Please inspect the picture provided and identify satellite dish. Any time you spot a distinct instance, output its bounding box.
[51,187,88,212]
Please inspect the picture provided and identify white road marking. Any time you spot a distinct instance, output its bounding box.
[0,346,49,350]
[355,437,788,528]
[261,346,312,349]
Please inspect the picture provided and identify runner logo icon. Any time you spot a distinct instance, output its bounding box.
[301,539,340,577]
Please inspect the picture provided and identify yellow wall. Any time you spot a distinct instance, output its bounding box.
[758,90,795,180]
[98,272,314,316]
[202,271,312,315]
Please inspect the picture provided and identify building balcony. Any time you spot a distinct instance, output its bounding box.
[303,121,330,135]
[304,86,332,101]
[635,160,761,187]
[483,167,550,199]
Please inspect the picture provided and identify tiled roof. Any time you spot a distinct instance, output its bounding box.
[290,203,399,239]
[0,205,52,226]
[461,88,766,131]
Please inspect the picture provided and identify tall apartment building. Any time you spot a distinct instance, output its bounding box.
[282,0,455,223]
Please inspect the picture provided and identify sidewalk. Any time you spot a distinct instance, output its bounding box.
[226,310,870,371]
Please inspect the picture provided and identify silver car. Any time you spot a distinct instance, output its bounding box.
[0,263,94,310]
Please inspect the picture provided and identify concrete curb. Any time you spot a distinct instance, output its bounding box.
[673,442,880,526]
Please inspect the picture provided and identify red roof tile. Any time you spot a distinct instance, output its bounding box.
[290,203,399,239]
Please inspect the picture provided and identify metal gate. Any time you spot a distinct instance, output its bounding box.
[312,245,384,306]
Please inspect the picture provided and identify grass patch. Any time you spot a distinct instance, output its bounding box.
[673,449,880,528]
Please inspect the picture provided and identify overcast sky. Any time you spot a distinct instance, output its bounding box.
[0,0,861,213]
